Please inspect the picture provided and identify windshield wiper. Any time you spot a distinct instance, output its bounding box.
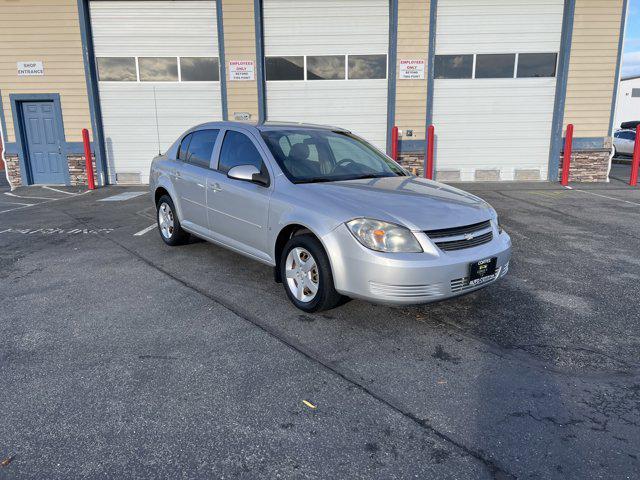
[293,177,337,184]
[338,173,395,181]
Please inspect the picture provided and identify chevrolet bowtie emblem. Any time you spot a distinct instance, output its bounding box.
[464,233,475,241]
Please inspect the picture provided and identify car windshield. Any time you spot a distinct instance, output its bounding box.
[260,129,408,183]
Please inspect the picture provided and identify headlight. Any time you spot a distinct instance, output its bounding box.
[346,218,422,253]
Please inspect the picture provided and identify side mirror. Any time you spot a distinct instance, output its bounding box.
[227,164,269,186]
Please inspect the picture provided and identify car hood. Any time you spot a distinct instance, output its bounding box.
[301,176,494,231]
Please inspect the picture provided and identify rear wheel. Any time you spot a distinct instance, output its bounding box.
[157,195,189,246]
[280,234,344,312]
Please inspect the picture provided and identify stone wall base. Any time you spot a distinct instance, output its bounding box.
[5,154,21,187]
[397,151,425,177]
[559,149,611,183]
[4,153,96,188]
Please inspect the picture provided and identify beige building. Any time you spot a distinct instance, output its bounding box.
[0,0,629,187]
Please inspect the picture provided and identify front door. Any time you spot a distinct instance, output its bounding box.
[21,101,67,184]
[206,130,272,262]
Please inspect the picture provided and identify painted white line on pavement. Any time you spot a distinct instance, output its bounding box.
[42,186,80,195]
[4,192,58,200]
[0,200,35,206]
[0,189,90,216]
[134,224,157,236]
[572,188,640,207]
[98,191,147,202]
[0,205,33,214]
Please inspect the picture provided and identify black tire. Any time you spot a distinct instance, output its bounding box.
[280,234,344,313]
[156,194,189,246]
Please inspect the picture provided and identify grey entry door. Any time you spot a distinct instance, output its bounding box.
[21,101,67,184]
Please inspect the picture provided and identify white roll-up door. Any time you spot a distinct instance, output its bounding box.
[433,0,564,181]
[263,0,389,150]
[90,0,222,184]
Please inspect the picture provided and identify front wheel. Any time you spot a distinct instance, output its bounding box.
[280,234,344,312]
[156,195,189,246]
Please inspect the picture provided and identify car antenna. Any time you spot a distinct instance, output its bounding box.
[152,86,161,155]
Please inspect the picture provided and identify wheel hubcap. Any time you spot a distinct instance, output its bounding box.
[158,202,174,239]
[285,247,319,303]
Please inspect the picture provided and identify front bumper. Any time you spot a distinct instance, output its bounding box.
[322,223,512,305]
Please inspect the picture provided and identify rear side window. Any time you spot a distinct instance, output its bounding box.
[177,133,193,162]
[217,131,265,174]
[185,129,219,168]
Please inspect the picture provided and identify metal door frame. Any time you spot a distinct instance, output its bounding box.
[10,93,71,185]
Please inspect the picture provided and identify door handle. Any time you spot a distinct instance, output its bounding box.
[209,182,222,191]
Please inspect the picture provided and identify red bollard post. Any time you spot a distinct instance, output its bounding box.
[82,128,96,190]
[561,124,574,186]
[426,124,435,180]
[391,126,399,161]
[630,125,640,187]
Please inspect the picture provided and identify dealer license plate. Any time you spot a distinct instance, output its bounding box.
[468,257,498,286]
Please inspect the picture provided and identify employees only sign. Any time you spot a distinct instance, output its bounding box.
[229,60,255,81]
[399,59,425,80]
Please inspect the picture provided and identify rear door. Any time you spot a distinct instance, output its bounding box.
[174,129,219,235]
[206,129,273,262]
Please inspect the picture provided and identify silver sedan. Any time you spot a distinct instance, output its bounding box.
[149,121,511,312]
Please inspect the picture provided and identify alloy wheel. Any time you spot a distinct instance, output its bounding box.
[285,247,319,303]
[158,202,175,239]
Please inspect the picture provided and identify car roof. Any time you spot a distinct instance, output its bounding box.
[188,120,350,133]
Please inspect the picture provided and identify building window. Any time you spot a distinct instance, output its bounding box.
[180,57,219,81]
[348,55,387,79]
[632,88,640,98]
[517,53,557,78]
[307,55,345,80]
[266,56,304,81]
[138,57,179,82]
[97,57,137,81]
[475,54,515,79]
[434,55,473,79]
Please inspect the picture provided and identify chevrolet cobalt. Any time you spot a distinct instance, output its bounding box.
[150,122,511,312]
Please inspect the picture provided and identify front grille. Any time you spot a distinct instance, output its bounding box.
[424,220,493,252]
[434,231,493,251]
[424,220,491,239]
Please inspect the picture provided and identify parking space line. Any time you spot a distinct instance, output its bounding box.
[0,205,33,214]
[570,188,640,207]
[0,200,35,206]
[42,186,81,195]
[134,224,157,236]
[4,192,58,200]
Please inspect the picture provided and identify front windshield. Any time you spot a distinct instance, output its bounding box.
[261,129,408,183]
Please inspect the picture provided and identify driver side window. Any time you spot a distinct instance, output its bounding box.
[218,130,266,174]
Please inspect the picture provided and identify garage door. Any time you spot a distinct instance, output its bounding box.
[263,0,389,150]
[90,0,222,184]
[432,0,564,181]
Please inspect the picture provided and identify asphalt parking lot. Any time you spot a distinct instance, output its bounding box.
[1,174,639,479]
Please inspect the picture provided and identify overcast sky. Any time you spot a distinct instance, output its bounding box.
[622,0,640,78]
